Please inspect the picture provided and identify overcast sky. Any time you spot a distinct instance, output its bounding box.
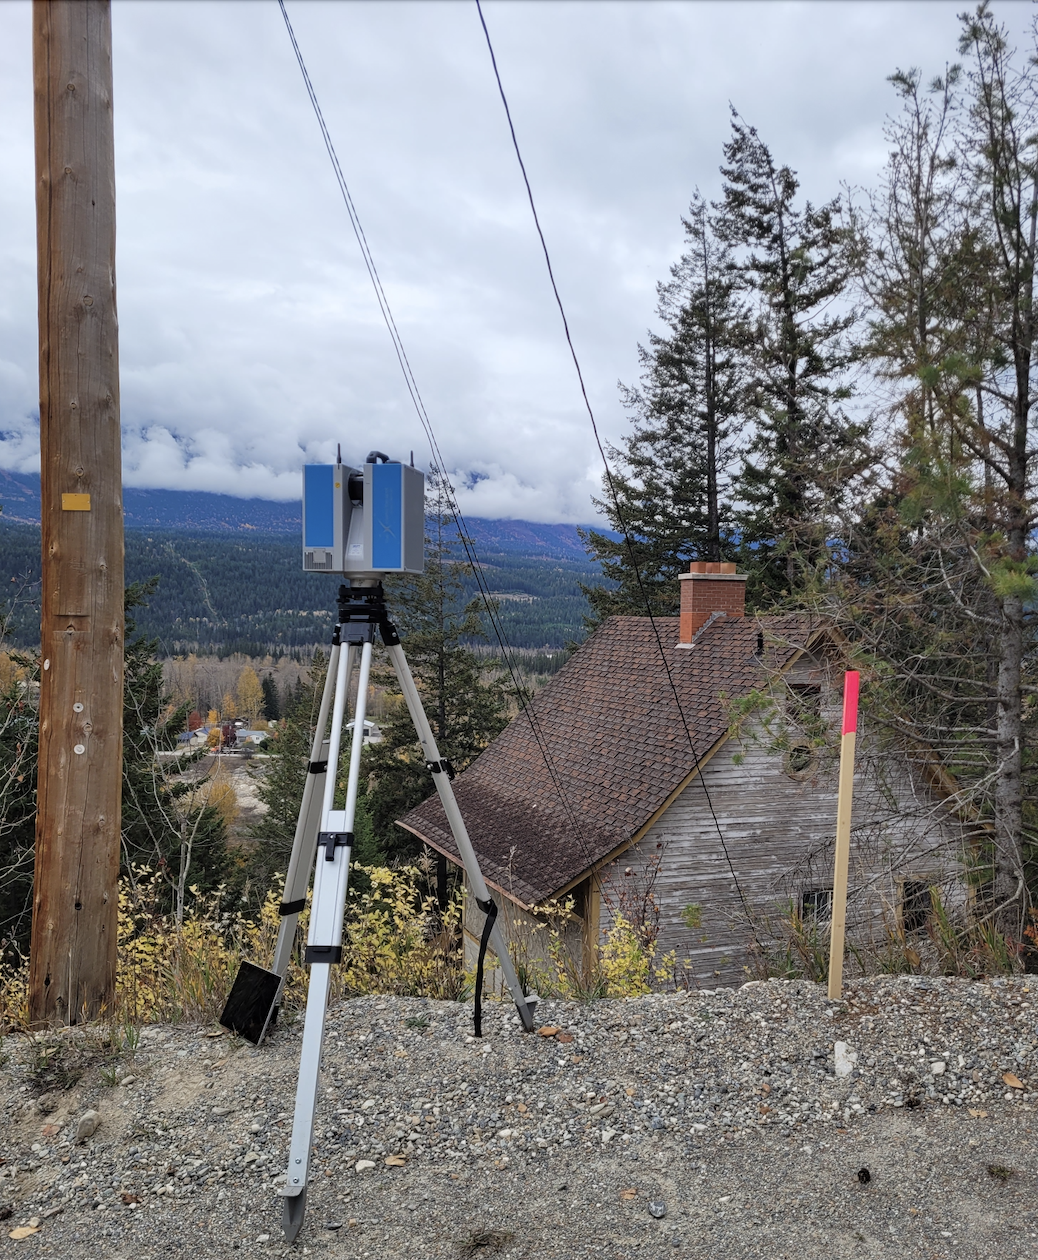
[0,1,1032,523]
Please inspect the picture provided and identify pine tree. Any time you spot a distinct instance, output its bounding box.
[831,9,1038,935]
[246,650,381,895]
[365,474,510,859]
[260,674,281,721]
[715,111,865,603]
[582,192,745,621]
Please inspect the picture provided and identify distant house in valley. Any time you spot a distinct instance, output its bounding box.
[398,562,973,988]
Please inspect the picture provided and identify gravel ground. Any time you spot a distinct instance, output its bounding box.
[1,974,1036,1259]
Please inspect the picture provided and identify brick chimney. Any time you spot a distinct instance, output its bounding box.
[678,561,747,644]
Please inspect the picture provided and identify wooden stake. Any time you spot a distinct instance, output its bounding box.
[827,671,859,1001]
[29,0,124,1026]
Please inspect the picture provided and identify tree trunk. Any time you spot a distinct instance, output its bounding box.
[993,591,1025,928]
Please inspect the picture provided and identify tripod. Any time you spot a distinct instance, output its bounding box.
[221,581,535,1241]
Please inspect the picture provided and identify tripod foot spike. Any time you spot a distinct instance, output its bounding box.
[282,1188,307,1242]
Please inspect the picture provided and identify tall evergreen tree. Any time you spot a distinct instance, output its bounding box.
[260,674,281,721]
[831,7,1038,936]
[246,650,381,896]
[582,192,746,621]
[715,111,865,603]
[365,473,510,859]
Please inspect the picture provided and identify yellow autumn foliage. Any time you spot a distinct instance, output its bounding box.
[0,651,29,688]
[502,899,680,1001]
[0,863,468,1032]
[0,866,672,1036]
[185,778,238,826]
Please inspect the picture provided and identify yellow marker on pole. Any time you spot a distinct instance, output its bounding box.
[828,670,859,1000]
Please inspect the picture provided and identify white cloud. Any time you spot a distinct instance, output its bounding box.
[0,1,1030,521]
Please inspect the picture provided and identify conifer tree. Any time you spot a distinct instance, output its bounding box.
[260,674,281,721]
[246,650,381,890]
[582,193,745,621]
[715,111,865,603]
[831,8,1038,935]
[365,473,510,859]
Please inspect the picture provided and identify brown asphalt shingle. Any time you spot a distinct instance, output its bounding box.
[398,612,823,907]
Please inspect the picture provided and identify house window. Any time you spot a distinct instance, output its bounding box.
[787,682,822,724]
[569,879,589,922]
[901,880,932,934]
[784,740,816,778]
[801,888,833,922]
[784,682,822,778]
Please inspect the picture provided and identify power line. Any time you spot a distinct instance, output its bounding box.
[276,0,599,875]
[474,0,761,942]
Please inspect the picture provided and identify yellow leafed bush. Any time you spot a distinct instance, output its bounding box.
[504,900,681,1001]
[0,863,686,1034]
[0,863,464,1033]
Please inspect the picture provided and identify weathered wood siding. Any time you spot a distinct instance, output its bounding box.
[596,652,970,987]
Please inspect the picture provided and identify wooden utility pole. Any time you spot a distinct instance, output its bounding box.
[29,0,124,1025]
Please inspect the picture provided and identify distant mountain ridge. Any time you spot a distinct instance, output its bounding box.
[0,469,606,561]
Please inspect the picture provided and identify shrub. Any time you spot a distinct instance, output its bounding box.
[0,863,465,1033]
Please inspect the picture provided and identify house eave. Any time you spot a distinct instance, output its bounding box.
[394,820,538,912]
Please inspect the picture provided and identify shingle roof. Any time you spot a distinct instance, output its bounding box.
[398,613,824,907]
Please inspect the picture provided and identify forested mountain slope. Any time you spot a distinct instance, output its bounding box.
[0,520,600,654]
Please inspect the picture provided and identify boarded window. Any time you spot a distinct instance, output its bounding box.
[801,888,833,922]
[785,683,822,778]
[569,879,589,922]
[784,740,816,778]
[787,682,821,724]
[901,880,932,934]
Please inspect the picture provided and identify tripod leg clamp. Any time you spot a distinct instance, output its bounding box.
[304,944,343,964]
[426,758,456,781]
[316,831,352,862]
[379,618,401,647]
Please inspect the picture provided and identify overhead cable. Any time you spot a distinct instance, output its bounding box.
[277,0,599,873]
[474,0,761,942]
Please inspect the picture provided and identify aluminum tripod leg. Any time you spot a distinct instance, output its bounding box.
[280,639,372,1241]
[386,642,535,1032]
[269,643,342,990]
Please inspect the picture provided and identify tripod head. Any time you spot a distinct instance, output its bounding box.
[331,581,400,649]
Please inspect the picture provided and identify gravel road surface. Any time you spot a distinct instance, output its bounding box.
[1,975,1036,1259]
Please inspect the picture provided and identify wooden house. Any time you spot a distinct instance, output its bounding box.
[399,562,972,988]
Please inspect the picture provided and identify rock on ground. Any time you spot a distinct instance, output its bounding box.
[1,975,1036,1258]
